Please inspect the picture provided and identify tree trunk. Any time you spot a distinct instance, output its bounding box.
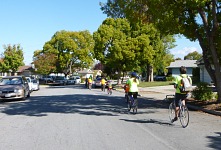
[146,64,153,82]
[197,31,221,103]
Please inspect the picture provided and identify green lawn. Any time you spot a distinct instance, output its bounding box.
[138,81,174,87]
[114,81,174,89]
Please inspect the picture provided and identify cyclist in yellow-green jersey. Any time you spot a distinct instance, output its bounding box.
[126,72,139,101]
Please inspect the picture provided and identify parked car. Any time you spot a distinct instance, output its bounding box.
[154,75,166,81]
[31,79,40,91]
[93,78,107,88]
[25,77,33,92]
[39,76,54,84]
[0,76,30,100]
[67,77,76,85]
[74,76,81,84]
[52,76,67,85]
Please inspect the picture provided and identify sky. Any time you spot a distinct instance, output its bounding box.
[0,0,202,65]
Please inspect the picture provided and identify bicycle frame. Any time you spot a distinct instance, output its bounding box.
[128,95,138,114]
[169,99,189,128]
[107,87,112,95]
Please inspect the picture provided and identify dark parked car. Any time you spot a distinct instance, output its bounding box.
[0,76,30,100]
[154,75,166,81]
[52,76,67,85]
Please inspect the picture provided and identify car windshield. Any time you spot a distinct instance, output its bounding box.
[0,77,22,85]
[96,78,102,81]
[55,76,65,80]
[31,79,38,83]
[26,78,31,82]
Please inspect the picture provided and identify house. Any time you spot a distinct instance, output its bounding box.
[0,65,34,77]
[78,69,94,79]
[167,60,198,77]
[17,65,34,77]
[77,69,103,79]
[196,58,212,83]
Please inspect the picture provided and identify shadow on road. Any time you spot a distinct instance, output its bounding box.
[1,94,125,117]
[120,118,173,126]
[206,132,221,150]
[0,89,170,118]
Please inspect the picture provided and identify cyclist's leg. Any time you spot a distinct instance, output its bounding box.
[172,93,180,122]
[128,92,133,111]
[101,84,104,91]
[102,84,105,91]
[172,93,187,122]
[132,92,138,105]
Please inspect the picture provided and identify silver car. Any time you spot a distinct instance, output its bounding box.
[0,76,30,100]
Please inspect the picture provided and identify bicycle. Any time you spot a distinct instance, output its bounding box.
[169,98,189,128]
[125,92,129,103]
[128,95,138,114]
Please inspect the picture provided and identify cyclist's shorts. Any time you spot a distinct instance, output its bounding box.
[128,92,138,99]
[175,93,187,107]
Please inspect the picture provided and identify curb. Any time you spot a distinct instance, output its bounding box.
[187,104,221,116]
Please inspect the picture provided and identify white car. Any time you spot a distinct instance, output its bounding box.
[31,79,40,91]
[25,77,33,92]
[74,76,81,84]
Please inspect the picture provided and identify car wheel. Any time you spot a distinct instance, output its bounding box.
[22,90,26,100]
[27,91,30,98]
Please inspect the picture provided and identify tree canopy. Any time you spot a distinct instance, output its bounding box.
[93,18,168,81]
[33,50,56,75]
[0,44,24,74]
[42,30,94,75]
[100,0,221,103]
[184,51,202,60]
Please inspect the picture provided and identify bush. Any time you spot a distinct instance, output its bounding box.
[166,76,175,81]
[192,82,213,101]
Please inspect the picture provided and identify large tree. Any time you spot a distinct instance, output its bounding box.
[42,30,94,76]
[93,18,165,82]
[33,50,56,75]
[100,0,221,103]
[93,18,135,82]
[0,44,24,74]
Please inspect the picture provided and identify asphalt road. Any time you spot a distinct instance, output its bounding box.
[0,84,220,150]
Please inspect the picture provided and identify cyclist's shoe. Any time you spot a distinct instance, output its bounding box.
[171,117,178,123]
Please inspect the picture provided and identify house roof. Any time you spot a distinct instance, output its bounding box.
[17,65,33,72]
[196,57,204,65]
[78,69,94,74]
[167,60,198,68]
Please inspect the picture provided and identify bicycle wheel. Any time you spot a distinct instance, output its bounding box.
[109,89,112,95]
[125,94,129,103]
[132,100,138,114]
[179,105,189,128]
[168,102,175,122]
[127,100,132,111]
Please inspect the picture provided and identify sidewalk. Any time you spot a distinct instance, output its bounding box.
[117,85,221,117]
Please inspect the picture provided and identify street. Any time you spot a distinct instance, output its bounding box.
[0,84,220,150]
